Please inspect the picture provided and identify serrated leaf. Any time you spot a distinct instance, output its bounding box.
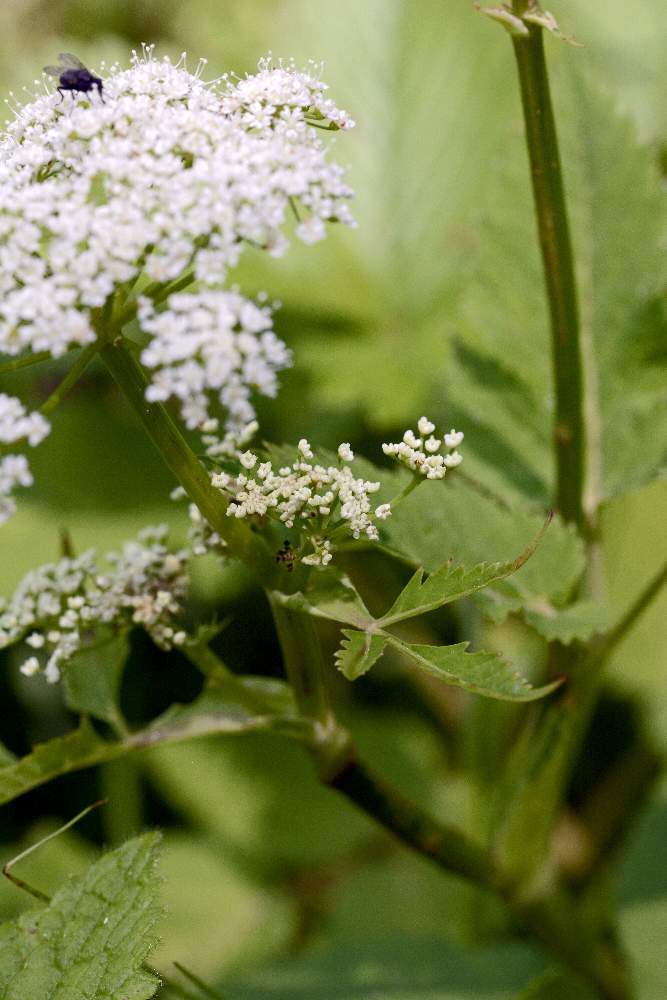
[378,517,549,627]
[385,636,561,702]
[383,478,601,641]
[63,631,130,729]
[0,833,162,1000]
[335,630,387,680]
[522,598,608,643]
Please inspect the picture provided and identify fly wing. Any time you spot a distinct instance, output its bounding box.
[58,52,87,69]
[43,65,63,77]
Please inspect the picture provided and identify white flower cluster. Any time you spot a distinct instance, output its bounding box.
[382,417,464,479]
[139,290,291,430]
[0,526,189,682]
[211,439,391,564]
[0,393,50,524]
[0,47,354,430]
[220,56,355,135]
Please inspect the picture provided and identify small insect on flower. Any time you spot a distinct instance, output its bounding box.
[43,53,104,103]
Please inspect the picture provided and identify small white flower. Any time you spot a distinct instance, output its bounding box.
[444,429,464,449]
[375,503,391,520]
[417,417,435,436]
[383,418,464,480]
[338,442,354,462]
[239,450,258,470]
[298,439,314,459]
[20,656,40,677]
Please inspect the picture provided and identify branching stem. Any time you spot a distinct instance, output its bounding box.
[39,342,99,415]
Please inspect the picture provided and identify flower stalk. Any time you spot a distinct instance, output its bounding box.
[99,338,274,583]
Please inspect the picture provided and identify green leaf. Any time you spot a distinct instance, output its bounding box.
[378,517,549,627]
[522,598,608,644]
[383,479,598,641]
[0,743,15,767]
[133,676,309,746]
[0,833,162,1000]
[143,733,375,868]
[385,636,561,702]
[0,679,309,807]
[274,570,374,628]
[335,630,388,680]
[63,631,131,729]
[0,719,114,807]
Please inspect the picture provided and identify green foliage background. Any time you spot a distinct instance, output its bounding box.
[0,1,665,997]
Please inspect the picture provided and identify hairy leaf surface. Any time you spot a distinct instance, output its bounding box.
[0,833,162,1000]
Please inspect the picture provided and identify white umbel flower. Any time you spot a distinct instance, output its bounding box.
[138,289,291,431]
[383,417,464,480]
[211,439,390,563]
[0,526,190,682]
[0,47,354,429]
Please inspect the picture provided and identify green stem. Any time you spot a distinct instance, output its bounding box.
[173,963,225,999]
[329,753,501,889]
[511,23,586,532]
[183,641,234,681]
[267,593,336,741]
[2,800,105,903]
[99,338,273,582]
[39,342,99,415]
[599,557,667,661]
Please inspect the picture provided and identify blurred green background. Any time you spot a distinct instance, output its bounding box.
[0,1,666,997]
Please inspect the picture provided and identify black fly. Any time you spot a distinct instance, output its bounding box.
[43,53,104,104]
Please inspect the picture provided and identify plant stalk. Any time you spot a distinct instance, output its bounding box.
[511,22,586,533]
[99,338,273,582]
[40,342,99,415]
